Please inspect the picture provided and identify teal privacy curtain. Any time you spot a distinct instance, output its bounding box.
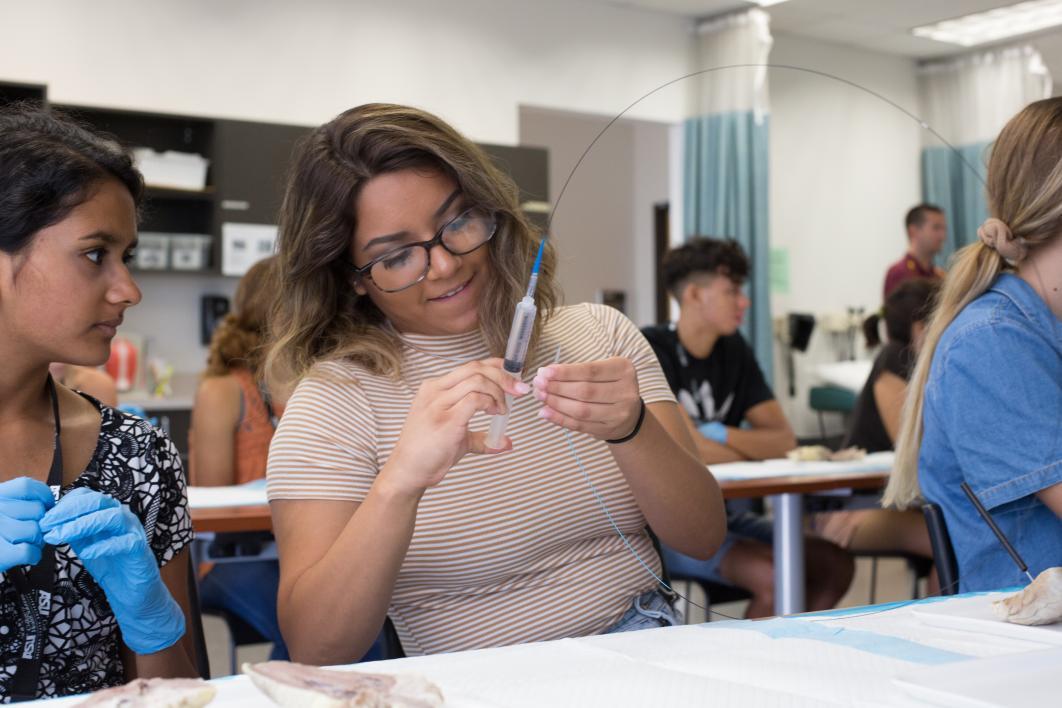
[683,8,773,382]
[683,111,772,383]
[918,46,1051,266]
[921,144,989,264]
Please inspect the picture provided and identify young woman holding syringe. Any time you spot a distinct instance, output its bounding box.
[262,103,726,663]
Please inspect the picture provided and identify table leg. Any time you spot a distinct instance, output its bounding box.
[772,492,805,615]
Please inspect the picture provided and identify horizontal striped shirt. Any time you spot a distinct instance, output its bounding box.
[267,303,675,655]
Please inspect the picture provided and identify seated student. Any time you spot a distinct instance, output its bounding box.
[813,279,939,593]
[264,104,726,663]
[883,204,947,298]
[642,237,853,617]
[49,363,118,407]
[886,97,1062,593]
[0,105,196,699]
[189,256,288,661]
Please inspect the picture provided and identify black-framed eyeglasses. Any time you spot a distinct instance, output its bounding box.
[348,206,498,293]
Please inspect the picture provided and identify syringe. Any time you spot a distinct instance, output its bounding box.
[485,238,547,450]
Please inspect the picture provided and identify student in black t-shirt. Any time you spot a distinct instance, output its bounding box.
[812,279,939,593]
[643,237,853,617]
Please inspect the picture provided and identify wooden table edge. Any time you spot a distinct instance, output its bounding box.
[719,472,889,499]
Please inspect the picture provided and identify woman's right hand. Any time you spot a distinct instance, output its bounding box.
[0,477,55,573]
[381,358,529,496]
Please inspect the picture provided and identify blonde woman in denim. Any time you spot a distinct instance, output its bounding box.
[886,98,1062,593]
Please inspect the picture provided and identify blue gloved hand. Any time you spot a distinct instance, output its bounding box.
[39,487,184,654]
[0,478,55,573]
[698,421,730,445]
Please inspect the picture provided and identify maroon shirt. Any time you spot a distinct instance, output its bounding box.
[883,253,942,299]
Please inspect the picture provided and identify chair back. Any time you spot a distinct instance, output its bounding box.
[185,553,212,679]
[922,502,959,596]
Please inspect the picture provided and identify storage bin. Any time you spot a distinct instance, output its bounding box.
[169,234,213,271]
[132,147,210,191]
[136,233,169,270]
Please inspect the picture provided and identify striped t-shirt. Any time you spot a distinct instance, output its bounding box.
[267,303,676,655]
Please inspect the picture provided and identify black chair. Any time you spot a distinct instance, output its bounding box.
[647,528,752,622]
[184,553,212,679]
[196,534,275,676]
[852,549,934,604]
[376,617,406,660]
[922,502,959,596]
[199,603,270,676]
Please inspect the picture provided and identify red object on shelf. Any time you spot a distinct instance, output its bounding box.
[105,336,139,392]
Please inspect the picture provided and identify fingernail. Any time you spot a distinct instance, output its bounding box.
[514,382,531,394]
[534,388,546,401]
[537,366,552,378]
[532,375,546,388]
[538,407,551,419]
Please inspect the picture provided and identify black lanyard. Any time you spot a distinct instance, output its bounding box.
[8,375,63,702]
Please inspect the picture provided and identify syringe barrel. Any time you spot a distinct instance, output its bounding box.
[502,297,536,372]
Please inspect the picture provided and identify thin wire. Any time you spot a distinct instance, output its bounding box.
[561,426,747,621]
[546,63,988,233]
[543,66,998,622]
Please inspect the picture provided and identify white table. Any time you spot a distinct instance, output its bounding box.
[29,591,1059,707]
[815,359,874,394]
[713,452,896,615]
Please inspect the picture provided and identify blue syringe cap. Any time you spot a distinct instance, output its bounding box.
[531,237,547,275]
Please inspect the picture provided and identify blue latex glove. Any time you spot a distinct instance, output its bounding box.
[698,421,729,445]
[0,478,55,573]
[40,487,184,654]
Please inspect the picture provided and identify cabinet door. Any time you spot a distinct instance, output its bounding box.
[478,143,549,205]
[0,81,47,107]
[212,120,311,226]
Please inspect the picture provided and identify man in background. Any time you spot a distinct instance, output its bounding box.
[883,204,947,298]
[643,237,853,617]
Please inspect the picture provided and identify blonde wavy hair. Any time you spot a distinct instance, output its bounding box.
[885,97,1062,508]
[264,104,558,396]
[205,256,276,378]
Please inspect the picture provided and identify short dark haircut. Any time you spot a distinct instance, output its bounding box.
[0,103,143,256]
[905,203,943,230]
[661,236,749,300]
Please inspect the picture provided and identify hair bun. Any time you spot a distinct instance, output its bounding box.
[977,217,1027,262]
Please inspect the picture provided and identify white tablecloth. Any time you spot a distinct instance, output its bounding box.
[815,359,874,394]
[709,451,894,482]
[28,592,1057,707]
[187,480,268,509]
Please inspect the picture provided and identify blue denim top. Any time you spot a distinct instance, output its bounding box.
[919,273,1062,593]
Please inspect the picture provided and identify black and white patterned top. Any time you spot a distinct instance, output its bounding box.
[0,395,192,701]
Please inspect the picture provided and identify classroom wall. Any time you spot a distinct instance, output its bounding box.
[1,0,694,374]
[519,107,671,329]
[766,33,922,437]
[1,0,693,145]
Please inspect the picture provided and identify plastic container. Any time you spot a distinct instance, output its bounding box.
[132,147,210,191]
[136,233,169,270]
[169,234,213,271]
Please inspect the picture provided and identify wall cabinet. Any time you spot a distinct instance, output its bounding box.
[4,83,550,276]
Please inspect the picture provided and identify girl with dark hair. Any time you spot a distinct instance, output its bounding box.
[0,105,197,699]
[813,278,940,592]
[849,278,939,454]
[264,104,725,663]
[189,255,288,661]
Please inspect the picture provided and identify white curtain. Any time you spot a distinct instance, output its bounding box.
[919,45,1052,145]
[692,9,772,122]
[918,46,1052,261]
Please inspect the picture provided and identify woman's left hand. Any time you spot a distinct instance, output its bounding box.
[533,357,641,441]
